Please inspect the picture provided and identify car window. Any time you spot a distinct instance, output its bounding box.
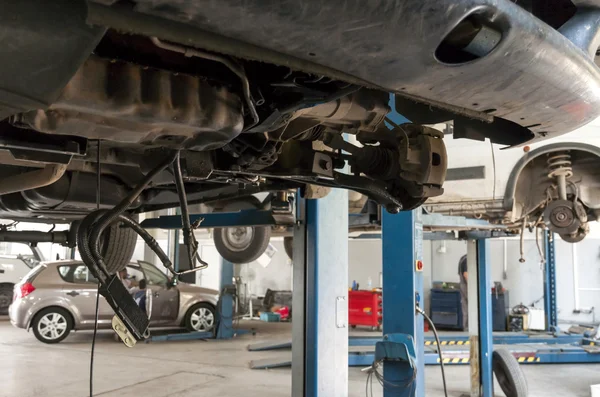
[125,265,144,284]
[139,261,168,286]
[58,265,98,284]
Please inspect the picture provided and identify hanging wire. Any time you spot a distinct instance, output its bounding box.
[417,306,448,397]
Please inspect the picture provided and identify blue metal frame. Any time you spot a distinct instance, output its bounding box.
[348,333,582,347]
[292,189,349,397]
[477,240,493,397]
[382,209,424,397]
[140,209,292,229]
[544,231,558,331]
[216,259,234,339]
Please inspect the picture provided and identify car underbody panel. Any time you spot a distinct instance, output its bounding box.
[0,0,599,228]
[88,0,600,144]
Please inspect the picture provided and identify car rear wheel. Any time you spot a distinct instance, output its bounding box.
[213,199,271,264]
[0,284,13,315]
[32,307,73,344]
[185,303,216,332]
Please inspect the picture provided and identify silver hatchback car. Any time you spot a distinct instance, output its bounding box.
[9,260,219,343]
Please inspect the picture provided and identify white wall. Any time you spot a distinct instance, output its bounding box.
[235,239,293,297]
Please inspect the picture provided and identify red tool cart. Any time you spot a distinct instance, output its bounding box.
[348,290,382,331]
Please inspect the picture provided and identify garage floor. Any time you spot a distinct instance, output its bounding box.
[1,318,597,397]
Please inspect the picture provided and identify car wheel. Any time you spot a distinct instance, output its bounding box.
[0,284,13,315]
[492,349,528,397]
[213,199,271,264]
[100,220,138,274]
[185,303,216,332]
[31,307,73,344]
[283,237,293,260]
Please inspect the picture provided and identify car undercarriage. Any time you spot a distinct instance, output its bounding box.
[4,0,600,340]
[3,0,600,227]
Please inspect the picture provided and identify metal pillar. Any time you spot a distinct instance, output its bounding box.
[467,239,493,397]
[216,259,235,339]
[477,240,493,397]
[381,209,424,397]
[292,188,349,397]
[544,231,558,331]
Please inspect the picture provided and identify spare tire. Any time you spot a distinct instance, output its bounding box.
[492,349,528,397]
[100,221,138,274]
[213,198,271,264]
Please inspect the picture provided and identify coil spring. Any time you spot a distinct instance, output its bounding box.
[547,152,573,179]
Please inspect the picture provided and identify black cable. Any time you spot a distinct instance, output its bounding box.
[173,151,207,270]
[417,306,448,397]
[88,151,178,268]
[90,140,101,397]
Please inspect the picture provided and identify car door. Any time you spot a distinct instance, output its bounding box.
[58,264,113,327]
[138,261,178,324]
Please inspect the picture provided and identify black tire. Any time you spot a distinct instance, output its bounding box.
[184,303,217,332]
[31,307,73,344]
[492,349,528,397]
[213,198,271,264]
[0,284,13,315]
[283,237,293,260]
[100,221,137,274]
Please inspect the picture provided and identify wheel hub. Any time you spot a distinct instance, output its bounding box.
[543,200,580,235]
[223,227,254,252]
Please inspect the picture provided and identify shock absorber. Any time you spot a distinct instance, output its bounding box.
[547,152,573,200]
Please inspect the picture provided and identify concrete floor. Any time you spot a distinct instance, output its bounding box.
[1,317,598,397]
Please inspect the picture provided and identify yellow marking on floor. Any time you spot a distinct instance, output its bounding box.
[518,357,525,362]
[461,358,469,363]
[457,341,464,345]
[443,358,451,363]
[452,358,460,363]
[527,357,535,362]
[441,341,447,345]
[536,358,541,362]
[449,341,455,345]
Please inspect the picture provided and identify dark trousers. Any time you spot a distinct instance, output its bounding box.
[460,281,468,330]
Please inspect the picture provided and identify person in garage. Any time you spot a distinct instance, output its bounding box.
[458,254,468,329]
[133,279,148,316]
[118,269,133,290]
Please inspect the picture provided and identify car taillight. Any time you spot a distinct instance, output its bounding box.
[16,282,35,299]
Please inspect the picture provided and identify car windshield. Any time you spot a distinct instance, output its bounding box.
[138,261,168,286]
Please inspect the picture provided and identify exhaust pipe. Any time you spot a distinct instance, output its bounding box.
[0,163,67,196]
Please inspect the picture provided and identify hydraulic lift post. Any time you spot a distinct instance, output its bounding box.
[467,239,493,397]
[544,231,558,331]
[292,188,349,397]
[381,209,424,397]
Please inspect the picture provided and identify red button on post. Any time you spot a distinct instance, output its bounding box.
[415,260,424,272]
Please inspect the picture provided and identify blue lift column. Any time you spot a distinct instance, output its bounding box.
[216,259,235,339]
[544,231,558,331]
[292,188,349,397]
[381,209,424,397]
